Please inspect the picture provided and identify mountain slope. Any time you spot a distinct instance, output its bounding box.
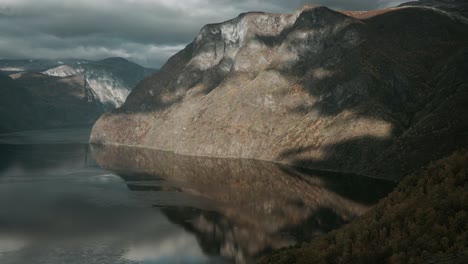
[90,5,468,179]
[0,58,157,132]
[0,72,103,132]
[0,58,157,109]
[261,149,468,263]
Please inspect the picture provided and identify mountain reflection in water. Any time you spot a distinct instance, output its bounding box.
[0,128,395,264]
[91,144,396,263]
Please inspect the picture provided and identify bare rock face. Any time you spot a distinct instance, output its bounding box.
[90,5,468,179]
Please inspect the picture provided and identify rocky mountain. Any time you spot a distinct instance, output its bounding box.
[90,4,468,180]
[0,71,102,132]
[0,58,157,109]
[0,58,157,132]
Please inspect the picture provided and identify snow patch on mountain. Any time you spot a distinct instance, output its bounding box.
[43,65,79,77]
[43,65,131,108]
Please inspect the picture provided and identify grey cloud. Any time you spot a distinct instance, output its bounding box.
[0,0,408,68]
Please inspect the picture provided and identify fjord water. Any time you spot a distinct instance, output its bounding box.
[0,128,395,264]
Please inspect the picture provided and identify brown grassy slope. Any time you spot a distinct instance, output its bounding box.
[260,150,468,264]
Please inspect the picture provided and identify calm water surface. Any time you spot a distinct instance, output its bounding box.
[0,128,395,264]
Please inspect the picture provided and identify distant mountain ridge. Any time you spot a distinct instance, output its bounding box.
[0,57,157,108]
[0,70,102,132]
[0,57,157,132]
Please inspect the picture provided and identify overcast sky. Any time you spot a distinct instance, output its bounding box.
[0,0,408,68]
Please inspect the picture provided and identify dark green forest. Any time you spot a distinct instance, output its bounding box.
[261,150,468,264]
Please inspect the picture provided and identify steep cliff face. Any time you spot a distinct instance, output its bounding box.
[0,72,103,132]
[90,5,468,179]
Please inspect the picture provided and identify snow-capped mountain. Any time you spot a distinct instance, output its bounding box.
[0,58,157,109]
[42,65,79,77]
[0,58,157,132]
[42,58,157,109]
[0,70,103,132]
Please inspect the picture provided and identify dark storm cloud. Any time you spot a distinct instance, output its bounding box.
[0,0,408,68]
